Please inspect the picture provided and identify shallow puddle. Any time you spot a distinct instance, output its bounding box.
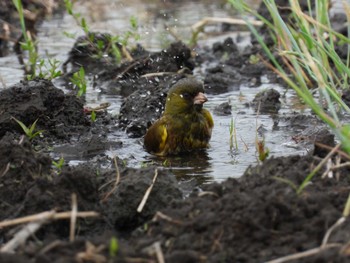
[102,82,311,183]
[0,0,310,183]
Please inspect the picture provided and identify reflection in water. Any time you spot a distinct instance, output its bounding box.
[145,150,213,185]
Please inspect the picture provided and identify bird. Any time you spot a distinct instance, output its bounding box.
[144,78,214,156]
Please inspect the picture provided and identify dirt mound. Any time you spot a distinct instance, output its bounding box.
[251,88,281,113]
[95,41,194,97]
[0,79,89,141]
[130,155,350,262]
[102,167,182,233]
[0,133,184,261]
[0,134,51,217]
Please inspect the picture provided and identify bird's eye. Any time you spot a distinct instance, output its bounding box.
[180,93,191,100]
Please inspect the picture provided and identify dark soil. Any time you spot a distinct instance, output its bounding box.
[1,1,350,263]
[0,79,89,141]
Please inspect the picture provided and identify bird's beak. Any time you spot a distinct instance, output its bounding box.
[194,92,208,104]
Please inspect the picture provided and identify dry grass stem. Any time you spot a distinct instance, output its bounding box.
[322,217,346,247]
[198,191,219,198]
[122,45,133,62]
[266,243,341,263]
[315,142,350,161]
[0,210,99,228]
[1,162,10,177]
[165,24,181,42]
[38,240,64,255]
[154,242,165,263]
[329,161,350,170]
[137,169,158,213]
[114,156,121,185]
[240,136,249,152]
[1,210,56,253]
[141,72,174,78]
[141,241,165,263]
[152,211,184,225]
[313,144,341,177]
[75,241,106,263]
[192,17,263,31]
[70,193,78,242]
[101,156,121,202]
[321,158,335,178]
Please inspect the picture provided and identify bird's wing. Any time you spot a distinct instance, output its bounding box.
[202,109,214,132]
[144,118,168,155]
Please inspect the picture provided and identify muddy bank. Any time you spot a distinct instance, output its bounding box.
[1,133,349,262]
[0,79,88,141]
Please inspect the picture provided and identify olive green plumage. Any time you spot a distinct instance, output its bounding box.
[144,78,214,156]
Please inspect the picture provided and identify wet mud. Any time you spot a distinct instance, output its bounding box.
[1,1,350,263]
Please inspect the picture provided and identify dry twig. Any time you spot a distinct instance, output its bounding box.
[137,169,158,213]
[0,210,99,228]
[322,217,346,247]
[141,72,174,78]
[70,193,78,242]
[152,211,184,225]
[315,142,350,161]
[154,242,165,263]
[198,191,219,198]
[265,243,341,263]
[0,162,10,177]
[101,156,121,202]
[191,17,263,31]
[1,210,56,253]
[76,241,106,263]
[141,241,165,263]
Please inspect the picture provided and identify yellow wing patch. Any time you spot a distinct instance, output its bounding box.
[159,124,168,152]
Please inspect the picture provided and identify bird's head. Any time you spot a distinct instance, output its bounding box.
[164,78,208,115]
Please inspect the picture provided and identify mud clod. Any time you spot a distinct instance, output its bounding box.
[102,167,182,233]
[252,88,281,113]
[0,79,88,141]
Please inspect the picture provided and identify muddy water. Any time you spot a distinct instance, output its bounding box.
[0,0,310,182]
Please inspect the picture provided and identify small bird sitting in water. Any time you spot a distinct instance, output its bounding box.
[144,78,214,156]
